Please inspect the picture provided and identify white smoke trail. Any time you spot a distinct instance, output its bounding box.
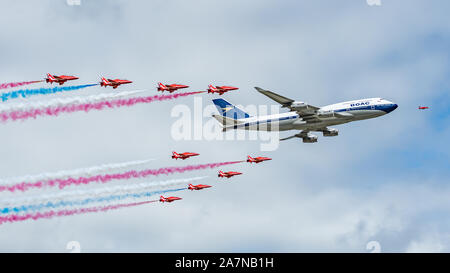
[0,89,146,112]
[0,176,207,206]
[0,159,154,186]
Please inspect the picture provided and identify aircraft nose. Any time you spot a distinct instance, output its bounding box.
[386,103,398,113]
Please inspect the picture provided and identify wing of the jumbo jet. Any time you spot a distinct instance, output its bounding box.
[254,87,321,122]
[254,87,295,107]
[280,130,310,141]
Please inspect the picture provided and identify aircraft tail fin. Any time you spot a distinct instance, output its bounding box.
[212,98,251,120]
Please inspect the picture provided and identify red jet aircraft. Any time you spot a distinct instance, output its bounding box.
[159,195,182,203]
[218,171,243,178]
[418,106,429,110]
[188,184,212,191]
[207,84,239,95]
[247,155,272,164]
[172,151,200,160]
[100,77,132,89]
[46,73,79,85]
[157,82,189,93]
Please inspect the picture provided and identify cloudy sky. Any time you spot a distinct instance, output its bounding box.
[0,0,449,252]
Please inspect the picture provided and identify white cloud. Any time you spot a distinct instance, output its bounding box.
[0,0,448,252]
[406,234,447,253]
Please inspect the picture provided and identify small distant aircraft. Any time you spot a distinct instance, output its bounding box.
[172,151,200,160]
[100,77,132,89]
[45,73,79,85]
[218,171,242,178]
[418,106,429,110]
[159,195,182,203]
[188,184,212,191]
[247,155,272,164]
[157,82,189,93]
[207,84,239,95]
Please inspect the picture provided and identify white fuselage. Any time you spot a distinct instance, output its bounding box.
[231,98,398,132]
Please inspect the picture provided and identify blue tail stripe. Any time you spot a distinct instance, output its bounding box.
[212,98,250,119]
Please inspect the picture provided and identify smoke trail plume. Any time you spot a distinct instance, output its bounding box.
[0,80,42,90]
[0,161,242,192]
[0,187,186,214]
[1,84,98,102]
[0,158,153,186]
[0,89,145,112]
[0,200,157,225]
[0,91,204,123]
[0,176,206,209]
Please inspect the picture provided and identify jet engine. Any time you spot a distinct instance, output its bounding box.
[302,133,318,143]
[322,128,339,137]
[291,101,309,110]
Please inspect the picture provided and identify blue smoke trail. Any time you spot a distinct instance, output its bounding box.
[1,84,98,102]
[0,187,186,214]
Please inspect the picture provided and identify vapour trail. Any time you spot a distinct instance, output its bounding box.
[0,158,153,186]
[0,84,98,102]
[0,161,241,192]
[0,200,158,225]
[0,176,206,208]
[0,80,42,90]
[0,89,146,112]
[0,91,204,123]
[0,187,187,214]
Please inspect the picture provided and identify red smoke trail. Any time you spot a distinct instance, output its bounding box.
[0,91,204,123]
[0,200,158,225]
[0,161,244,192]
[0,80,42,90]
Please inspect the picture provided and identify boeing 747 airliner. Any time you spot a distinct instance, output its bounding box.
[212,87,398,143]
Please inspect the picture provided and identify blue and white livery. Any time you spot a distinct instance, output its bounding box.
[212,87,398,143]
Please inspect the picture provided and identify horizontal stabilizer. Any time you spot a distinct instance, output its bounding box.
[222,124,237,132]
[212,114,244,126]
